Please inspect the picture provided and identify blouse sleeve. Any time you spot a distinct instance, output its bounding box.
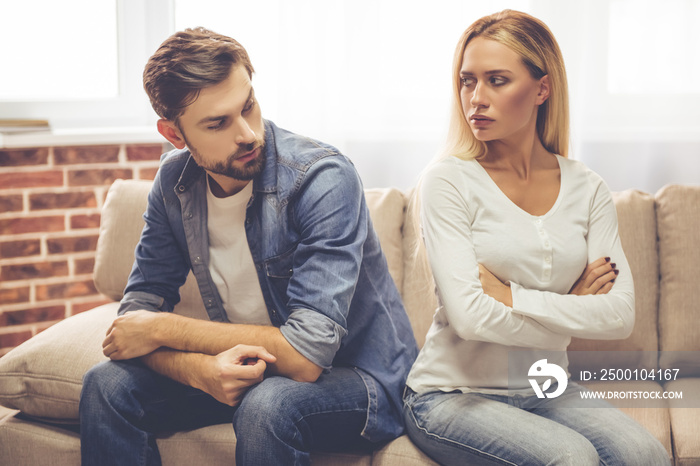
[421,169,570,350]
[509,173,635,340]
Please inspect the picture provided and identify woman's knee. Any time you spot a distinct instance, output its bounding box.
[601,429,671,466]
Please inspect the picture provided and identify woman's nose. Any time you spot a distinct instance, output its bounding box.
[470,82,488,108]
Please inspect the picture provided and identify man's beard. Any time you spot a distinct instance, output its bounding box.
[183,132,266,181]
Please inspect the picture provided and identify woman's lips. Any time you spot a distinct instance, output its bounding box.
[470,114,494,127]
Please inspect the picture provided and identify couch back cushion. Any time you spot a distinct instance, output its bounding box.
[400,190,438,349]
[364,188,406,296]
[94,180,407,319]
[656,185,700,374]
[568,189,660,372]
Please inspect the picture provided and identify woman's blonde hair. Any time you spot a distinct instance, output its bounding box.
[407,10,570,282]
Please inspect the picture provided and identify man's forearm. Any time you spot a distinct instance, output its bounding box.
[141,345,275,406]
[153,313,321,382]
[141,347,210,390]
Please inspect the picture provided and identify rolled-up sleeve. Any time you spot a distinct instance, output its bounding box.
[279,157,366,367]
[280,309,347,370]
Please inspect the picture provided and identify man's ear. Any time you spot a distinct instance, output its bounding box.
[157,119,187,149]
[536,75,551,105]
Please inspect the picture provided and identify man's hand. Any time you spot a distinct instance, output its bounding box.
[569,257,618,296]
[479,264,513,307]
[102,310,163,360]
[196,345,277,406]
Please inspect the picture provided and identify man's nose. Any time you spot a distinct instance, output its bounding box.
[235,118,256,146]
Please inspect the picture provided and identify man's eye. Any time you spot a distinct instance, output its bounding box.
[208,120,226,130]
[243,99,256,113]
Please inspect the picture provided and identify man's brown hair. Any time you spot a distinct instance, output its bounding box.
[143,27,254,122]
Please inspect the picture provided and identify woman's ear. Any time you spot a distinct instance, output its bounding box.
[157,119,187,149]
[536,75,551,105]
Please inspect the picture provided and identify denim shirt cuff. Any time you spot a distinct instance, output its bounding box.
[279,308,347,370]
[118,291,171,315]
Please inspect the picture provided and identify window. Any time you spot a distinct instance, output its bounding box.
[0,1,119,101]
[0,0,172,128]
[608,0,700,94]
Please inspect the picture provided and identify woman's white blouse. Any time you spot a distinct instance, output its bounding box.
[406,155,635,394]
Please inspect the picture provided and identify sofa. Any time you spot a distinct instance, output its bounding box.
[0,178,698,465]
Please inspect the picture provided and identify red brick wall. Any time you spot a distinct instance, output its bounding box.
[0,143,165,356]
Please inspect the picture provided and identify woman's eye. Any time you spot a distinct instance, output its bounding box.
[461,77,475,87]
[490,76,507,86]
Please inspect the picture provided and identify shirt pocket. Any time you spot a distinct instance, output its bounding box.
[263,246,295,303]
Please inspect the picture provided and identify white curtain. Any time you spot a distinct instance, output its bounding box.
[175,0,699,191]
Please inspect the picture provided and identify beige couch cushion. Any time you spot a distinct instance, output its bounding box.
[0,409,374,466]
[0,304,114,421]
[373,435,439,465]
[400,190,438,349]
[568,190,660,373]
[93,179,150,302]
[365,188,406,295]
[656,185,700,374]
[666,378,700,465]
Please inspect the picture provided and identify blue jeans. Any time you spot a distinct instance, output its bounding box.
[403,382,670,466]
[80,360,374,465]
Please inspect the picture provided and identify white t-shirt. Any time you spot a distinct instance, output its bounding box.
[206,177,271,325]
[406,155,635,394]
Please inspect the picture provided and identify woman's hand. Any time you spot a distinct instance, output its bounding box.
[479,264,513,307]
[569,257,618,296]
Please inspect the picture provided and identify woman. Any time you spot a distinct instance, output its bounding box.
[404,10,670,466]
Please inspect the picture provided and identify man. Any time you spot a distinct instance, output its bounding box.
[79,27,418,466]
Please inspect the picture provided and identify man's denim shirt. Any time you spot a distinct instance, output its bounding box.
[118,120,418,442]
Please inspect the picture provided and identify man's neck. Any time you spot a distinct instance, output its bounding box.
[207,172,251,198]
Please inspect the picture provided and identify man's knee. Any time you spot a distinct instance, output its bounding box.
[80,360,151,413]
[234,376,304,427]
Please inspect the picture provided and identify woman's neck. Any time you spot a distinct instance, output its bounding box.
[483,135,554,180]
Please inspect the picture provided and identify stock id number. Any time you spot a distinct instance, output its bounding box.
[580,368,680,381]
